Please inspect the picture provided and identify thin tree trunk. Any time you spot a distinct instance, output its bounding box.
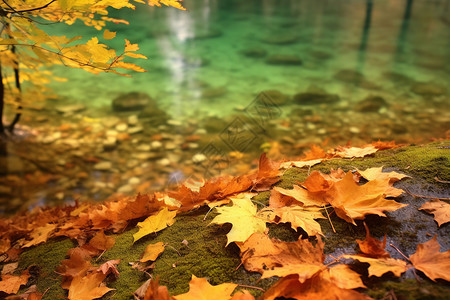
[0,63,8,156]
[8,46,22,133]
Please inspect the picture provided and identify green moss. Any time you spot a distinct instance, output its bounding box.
[17,238,75,299]
[100,207,273,299]
[366,279,450,299]
[311,141,450,183]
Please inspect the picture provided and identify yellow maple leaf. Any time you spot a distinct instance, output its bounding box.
[259,205,325,236]
[419,199,450,227]
[23,223,57,248]
[68,271,113,300]
[148,0,186,10]
[342,255,408,277]
[173,275,237,300]
[140,242,166,262]
[133,208,177,242]
[210,196,266,245]
[357,166,409,183]
[409,235,450,281]
[0,271,30,294]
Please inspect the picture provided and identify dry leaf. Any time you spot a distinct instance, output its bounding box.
[330,145,378,158]
[210,195,266,245]
[133,208,177,242]
[140,242,166,262]
[259,205,325,236]
[173,275,237,300]
[134,276,171,300]
[68,271,113,300]
[409,235,450,281]
[419,199,450,227]
[356,223,390,258]
[342,255,408,277]
[22,223,57,248]
[98,259,120,277]
[0,270,30,294]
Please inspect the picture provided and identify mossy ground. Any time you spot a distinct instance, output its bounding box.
[6,141,450,299]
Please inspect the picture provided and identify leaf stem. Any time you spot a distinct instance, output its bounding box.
[389,243,410,262]
[323,205,336,233]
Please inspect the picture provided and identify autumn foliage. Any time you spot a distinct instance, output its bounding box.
[0,142,449,298]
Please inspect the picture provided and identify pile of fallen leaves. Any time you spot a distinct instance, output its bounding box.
[0,141,449,299]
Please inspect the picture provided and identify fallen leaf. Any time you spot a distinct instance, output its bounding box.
[134,276,171,300]
[230,290,256,300]
[356,167,409,183]
[327,172,407,225]
[22,223,57,248]
[68,271,113,300]
[279,158,323,169]
[271,186,327,208]
[173,275,237,300]
[419,199,450,226]
[356,223,390,258]
[342,255,408,277]
[0,270,30,294]
[261,272,372,300]
[140,242,166,262]
[329,145,378,158]
[98,259,120,277]
[238,233,325,282]
[133,208,177,243]
[409,235,450,281]
[259,205,325,236]
[210,194,266,245]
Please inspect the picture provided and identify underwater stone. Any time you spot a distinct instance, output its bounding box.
[334,69,365,83]
[112,92,153,112]
[411,82,447,96]
[265,54,302,65]
[55,104,86,114]
[293,92,339,105]
[259,90,288,106]
[355,95,388,112]
[201,86,227,99]
[261,33,298,45]
[240,48,267,58]
[192,153,207,163]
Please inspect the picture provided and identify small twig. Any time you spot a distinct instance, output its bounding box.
[323,205,336,233]
[166,244,181,256]
[389,243,410,262]
[95,249,107,262]
[203,206,214,221]
[234,261,243,271]
[237,284,265,292]
[434,176,450,184]
[405,189,450,200]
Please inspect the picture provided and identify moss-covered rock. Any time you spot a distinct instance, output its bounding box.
[8,141,450,299]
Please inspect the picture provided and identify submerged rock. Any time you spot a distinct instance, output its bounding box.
[355,95,388,112]
[411,82,447,96]
[261,33,298,45]
[266,54,302,66]
[293,91,339,105]
[112,92,153,112]
[240,48,267,58]
[334,69,365,83]
[259,90,288,106]
[55,104,86,114]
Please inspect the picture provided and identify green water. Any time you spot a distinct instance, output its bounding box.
[46,0,449,123]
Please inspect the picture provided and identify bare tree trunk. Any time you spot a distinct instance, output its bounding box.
[0,64,7,156]
[8,45,22,133]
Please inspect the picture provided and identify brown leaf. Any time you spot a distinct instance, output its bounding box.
[238,233,325,282]
[98,259,120,277]
[0,270,30,294]
[356,223,390,258]
[419,199,450,227]
[409,235,450,281]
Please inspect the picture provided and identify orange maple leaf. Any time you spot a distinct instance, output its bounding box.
[261,270,371,300]
[68,271,113,300]
[238,233,325,282]
[173,275,237,300]
[409,235,450,282]
[140,242,166,263]
[356,223,390,258]
[327,171,407,224]
[419,199,450,227]
[0,270,30,294]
